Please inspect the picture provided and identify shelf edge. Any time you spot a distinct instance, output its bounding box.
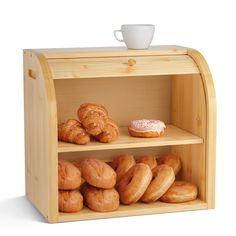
[58,199,207,222]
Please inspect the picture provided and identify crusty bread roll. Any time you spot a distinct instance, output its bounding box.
[79,158,116,189]
[59,190,83,213]
[82,184,119,212]
[58,159,82,190]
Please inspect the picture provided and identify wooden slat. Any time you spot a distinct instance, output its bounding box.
[58,199,207,222]
[58,125,203,153]
[48,55,199,79]
[28,45,188,59]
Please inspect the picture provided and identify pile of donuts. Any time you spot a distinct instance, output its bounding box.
[58,154,198,213]
[58,103,119,145]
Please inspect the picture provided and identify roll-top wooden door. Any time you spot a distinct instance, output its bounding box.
[48,55,200,79]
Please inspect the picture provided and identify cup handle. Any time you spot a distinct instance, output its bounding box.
[113,30,124,42]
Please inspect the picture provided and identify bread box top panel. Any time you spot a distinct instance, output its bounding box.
[47,55,199,79]
[28,45,188,59]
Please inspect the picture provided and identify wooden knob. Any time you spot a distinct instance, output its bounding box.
[128,58,136,66]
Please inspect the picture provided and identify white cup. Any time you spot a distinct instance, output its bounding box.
[114,24,155,49]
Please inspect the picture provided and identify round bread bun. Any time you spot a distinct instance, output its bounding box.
[58,159,82,190]
[118,163,152,205]
[160,181,198,203]
[136,155,157,170]
[141,164,175,202]
[157,154,181,175]
[82,184,120,212]
[79,158,116,189]
[110,154,136,185]
[59,190,83,213]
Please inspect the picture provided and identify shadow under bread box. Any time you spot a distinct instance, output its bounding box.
[23,45,216,223]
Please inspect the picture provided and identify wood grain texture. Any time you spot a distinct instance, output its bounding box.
[171,74,207,202]
[28,45,188,59]
[48,55,199,79]
[58,125,203,153]
[188,49,216,209]
[58,199,207,222]
[24,50,58,222]
[54,75,171,126]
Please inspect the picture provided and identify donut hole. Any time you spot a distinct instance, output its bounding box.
[127,175,134,186]
[151,167,159,180]
[151,175,156,181]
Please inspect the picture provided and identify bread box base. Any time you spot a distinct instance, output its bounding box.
[58,199,207,222]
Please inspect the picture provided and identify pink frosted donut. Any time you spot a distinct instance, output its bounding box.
[128,119,166,138]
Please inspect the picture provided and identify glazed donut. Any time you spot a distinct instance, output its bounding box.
[110,154,136,185]
[118,163,152,205]
[136,155,157,170]
[141,164,175,202]
[58,159,82,190]
[160,181,198,203]
[128,119,166,138]
[79,158,116,189]
[82,184,120,212]
[157,154,181,175]
[59,190,83,213]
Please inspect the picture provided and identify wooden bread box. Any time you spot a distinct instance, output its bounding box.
[23,45,216,223]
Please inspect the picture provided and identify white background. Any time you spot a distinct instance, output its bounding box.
[0,0,236,235]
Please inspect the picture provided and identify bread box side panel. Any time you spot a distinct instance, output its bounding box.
[24,50,58,222]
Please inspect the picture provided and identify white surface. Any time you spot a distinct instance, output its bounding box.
[0,0,236,235]
[114,24,155,49]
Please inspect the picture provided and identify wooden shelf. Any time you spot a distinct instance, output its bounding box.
[58,199,207,222]
[58,125,203,153]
